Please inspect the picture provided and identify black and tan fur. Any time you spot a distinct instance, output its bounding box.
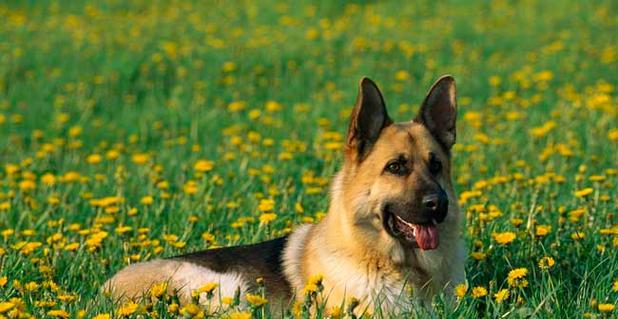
[103,75,466,314]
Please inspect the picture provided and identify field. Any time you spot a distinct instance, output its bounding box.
[0,0,617,318]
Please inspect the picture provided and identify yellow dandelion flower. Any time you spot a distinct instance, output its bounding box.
[538,256,555,269]
[140,196,154,205]
[0,302,15,313]
[86,154,102,164]
[507,268,529,287]
[598,303,615,312]
[227,101,246,112]
[201,232,215,243]
[117,301,139,316]
[194,160,214,172]
[535,225,552,237]
[574,187,594,198]
[493,231,516,245]
[47,309,70,318]
[221,296,234,305]
[265,100,282,112]
[258,199,275,212]
[150,282,168,298]
[226,311,252,319]
[0,276,7,287]
[64,243,80,251]
[131,153,150,165]
[571,231,585,240]
[471,286,488,298]
[494,289,509,303]
[245,293,268,307]
[24,281,39,291]
[41,173,57,186]
[180,303,201,317]
[471,252,487,260]
[196,282,218,294]
[454,283,468,298]
[92,314,110,319]
[395,70,410,81]
[259,213,277,225]
[19,180,36,192]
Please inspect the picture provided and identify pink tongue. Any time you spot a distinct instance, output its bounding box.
[414,224,439,250]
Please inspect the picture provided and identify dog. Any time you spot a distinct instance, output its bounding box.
[103,75,466,314]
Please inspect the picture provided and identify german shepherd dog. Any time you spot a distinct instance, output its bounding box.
[103,75,466,314]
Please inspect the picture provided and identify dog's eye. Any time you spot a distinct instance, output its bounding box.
[429,155,442,175]
[385,161,404,175]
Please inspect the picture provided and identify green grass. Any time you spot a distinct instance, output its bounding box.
[0,0,616,318]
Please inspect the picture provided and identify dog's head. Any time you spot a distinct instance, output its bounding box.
[338,76,458,252]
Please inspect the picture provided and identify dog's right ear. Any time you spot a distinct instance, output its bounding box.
[346,77,392,161]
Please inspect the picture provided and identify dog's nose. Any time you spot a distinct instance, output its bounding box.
[421,190,448,223]
[422,194,439,210]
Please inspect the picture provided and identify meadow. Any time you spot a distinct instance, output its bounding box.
[0,0,616,318]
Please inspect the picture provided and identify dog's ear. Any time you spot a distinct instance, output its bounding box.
[346,77,392,161]
[415,75,457,150]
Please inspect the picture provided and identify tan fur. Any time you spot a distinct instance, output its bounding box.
[285,123,465,311]
[103,259,248,308]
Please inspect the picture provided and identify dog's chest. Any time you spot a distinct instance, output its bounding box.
[319,256,409,308]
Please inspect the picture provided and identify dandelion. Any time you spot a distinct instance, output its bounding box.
[41,173,57,186]
[258,199,275,212]
[571,231,586,240]
[574,187,594,198]
[0,302,15,313]
[140,196,154,205]
[194,160,214,172]
[304,274,323,294]
[221,296,234,305]
[180,303,202,317]
[150,282,167,298]
[494,289,510,303]
[194,282,218,295]
[507,268,529,288]
[131,153,150,165]
[265,101,282,112]
[117,301,139,316]
[227,101,246,112]
[493,231,516,245]
[92,314,110,319]
[201,232,215,243]
[47,309,70,318]
[598,303,615,312]
[538,256,555,269]
[470,251,487,260]
[245,293,268,307]
[395,70,410,81]
[259,213,277,225]
[471,286,488,298]
[226,311,252,319]
[454,283,468,298]
[535,225,552,237]
[86,154,102,164]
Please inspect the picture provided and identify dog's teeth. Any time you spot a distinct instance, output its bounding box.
[432,219,438,225]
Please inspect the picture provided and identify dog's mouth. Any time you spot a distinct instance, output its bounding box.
[384,210,439,250]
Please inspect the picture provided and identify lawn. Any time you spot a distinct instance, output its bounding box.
[0,0,616,318]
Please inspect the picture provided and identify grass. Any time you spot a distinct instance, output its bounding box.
[0,0,616,318]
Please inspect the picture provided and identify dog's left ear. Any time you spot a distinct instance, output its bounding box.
[415,75,457,150]
[346,77,392,161]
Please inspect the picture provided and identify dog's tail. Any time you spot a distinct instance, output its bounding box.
[102,259,181,301]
